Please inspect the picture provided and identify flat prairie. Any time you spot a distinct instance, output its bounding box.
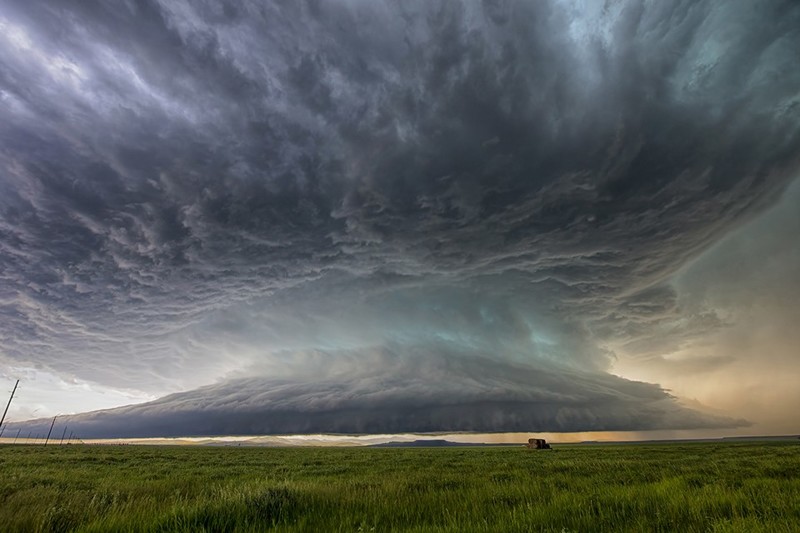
[0,441,798,532]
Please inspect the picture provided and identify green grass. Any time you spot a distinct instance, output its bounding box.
[0,441,798,532]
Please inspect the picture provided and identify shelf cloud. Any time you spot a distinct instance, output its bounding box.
[6,347,747,438]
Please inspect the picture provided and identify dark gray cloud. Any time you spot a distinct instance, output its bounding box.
[1,0,799,435]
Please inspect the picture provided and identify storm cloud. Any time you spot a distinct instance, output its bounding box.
[1,0,799,436]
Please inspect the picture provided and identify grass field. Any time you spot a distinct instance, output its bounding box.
[0,441,798,532]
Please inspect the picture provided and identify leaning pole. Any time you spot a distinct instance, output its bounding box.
[44,416,56,447]
[0,380,20,436]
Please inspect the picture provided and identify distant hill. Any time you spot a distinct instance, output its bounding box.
[369,439,515,448]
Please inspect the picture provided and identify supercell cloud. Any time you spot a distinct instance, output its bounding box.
[1,0,799,437]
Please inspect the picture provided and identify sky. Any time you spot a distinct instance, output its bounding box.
[1,0,799,440]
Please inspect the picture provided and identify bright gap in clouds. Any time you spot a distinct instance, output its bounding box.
[611,176,800,437]
[0,368,155,423]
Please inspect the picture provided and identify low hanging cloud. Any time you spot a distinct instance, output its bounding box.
[5,347,746,438]
[1,0,799,436]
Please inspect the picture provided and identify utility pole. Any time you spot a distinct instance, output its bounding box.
[0,380,19,435]
[44,416,56,446]
[13,428,20,444]
[59,426,68,445]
